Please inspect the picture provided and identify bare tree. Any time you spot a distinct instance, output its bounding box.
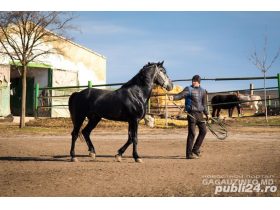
[249,35,280,122]
[0,12,75,128]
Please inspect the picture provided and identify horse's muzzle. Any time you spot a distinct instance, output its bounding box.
[166,81,173,91]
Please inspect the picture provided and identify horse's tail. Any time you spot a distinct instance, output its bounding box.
[68,92,79,124]
[68,92,87,143]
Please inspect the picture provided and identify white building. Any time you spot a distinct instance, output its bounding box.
[0,35,106,118]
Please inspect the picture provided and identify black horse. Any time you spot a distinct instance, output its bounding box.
[68,61,173,163]
[211,94,241,118]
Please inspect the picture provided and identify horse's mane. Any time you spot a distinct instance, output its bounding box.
[121,62,156,88]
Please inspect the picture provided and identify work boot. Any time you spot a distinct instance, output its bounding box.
[192,150,201,158]
[186,154,199,159]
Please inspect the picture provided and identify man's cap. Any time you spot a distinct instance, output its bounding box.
[192,75,201,83]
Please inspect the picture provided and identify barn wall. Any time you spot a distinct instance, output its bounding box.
[51,69,78,117]
[41,38,106,86]
[10,67,49,88]
[0,34,106,87]
[0,65,10,117]
[0,32,106,118]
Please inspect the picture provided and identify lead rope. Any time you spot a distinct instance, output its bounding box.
[170,100,228,140]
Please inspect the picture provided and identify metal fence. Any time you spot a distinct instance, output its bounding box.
[34,74,280,120]
[149,87,279,115]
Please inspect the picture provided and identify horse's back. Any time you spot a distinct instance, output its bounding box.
[75,88,135,120]
[68,88,112,118]
[251,95,262,104]
[93,88,146,121]
[69,87,147,122]
[211,94,239,108]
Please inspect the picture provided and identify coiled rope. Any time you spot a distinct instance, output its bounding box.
[171,101,228,140]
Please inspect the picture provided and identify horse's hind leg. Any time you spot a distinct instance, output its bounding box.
[82,116,101,160]
[70,115,85,162]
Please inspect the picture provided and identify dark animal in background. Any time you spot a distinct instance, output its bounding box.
[68,61,173,163]
[211,94,241,118]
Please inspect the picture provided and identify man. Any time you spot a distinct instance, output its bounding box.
[169,75,210,159]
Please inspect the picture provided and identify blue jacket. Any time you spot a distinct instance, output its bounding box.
[173,85,209,115]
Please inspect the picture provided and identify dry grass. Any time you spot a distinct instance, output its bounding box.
[0,115,279,137]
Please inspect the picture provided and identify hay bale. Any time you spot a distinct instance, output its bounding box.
[150,85,185,116]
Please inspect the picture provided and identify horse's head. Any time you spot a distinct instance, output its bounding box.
[152,61,173,91]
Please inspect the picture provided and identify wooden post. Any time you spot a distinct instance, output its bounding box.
[277,73,280,104]
[34,83,39,118]
[268,95,271,107]
[148,99,151,114]
[250,83,254,96]
[165,93,168,128]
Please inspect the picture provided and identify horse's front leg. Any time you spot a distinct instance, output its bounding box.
[217,108,221,118]
[228,107,233,117]
[115,123,133,162]
[254,103,258,113]
[115,119,142,163]
[130,119,142,163]
[238,105,242,117]
[115,137,132,162]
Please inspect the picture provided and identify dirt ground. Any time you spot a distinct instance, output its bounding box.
[0,124,279,197]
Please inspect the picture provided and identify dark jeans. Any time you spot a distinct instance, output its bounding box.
[186,111,207,157]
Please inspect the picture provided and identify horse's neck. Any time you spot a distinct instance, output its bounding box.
[121,67,156,102]
[138,68,156,99]
[130,82,154,102]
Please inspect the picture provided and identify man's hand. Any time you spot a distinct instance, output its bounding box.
[169,96,174,101]
[206,114,211,121]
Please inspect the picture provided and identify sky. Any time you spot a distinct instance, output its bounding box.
[69,12,280,93]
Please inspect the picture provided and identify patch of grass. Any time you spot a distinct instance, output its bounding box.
[25,117,188,129]
[227,116,280,126]
[0,123,70,136]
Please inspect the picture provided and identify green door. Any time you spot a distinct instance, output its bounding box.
[10,77,34,116]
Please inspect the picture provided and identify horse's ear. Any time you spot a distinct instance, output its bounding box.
[144,62,151,68]
[159,61,164,66]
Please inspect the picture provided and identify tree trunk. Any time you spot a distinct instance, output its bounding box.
[20,65,27,128]
[263,71,268,123]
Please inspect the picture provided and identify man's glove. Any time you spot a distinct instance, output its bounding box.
[206,114,211,121]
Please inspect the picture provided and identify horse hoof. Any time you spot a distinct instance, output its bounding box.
[71,157,79,162]
[115,154,122,162]
[135,158,143,163]
[89,152,96,160]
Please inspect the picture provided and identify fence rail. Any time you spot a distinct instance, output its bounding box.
[33,74,280,120]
